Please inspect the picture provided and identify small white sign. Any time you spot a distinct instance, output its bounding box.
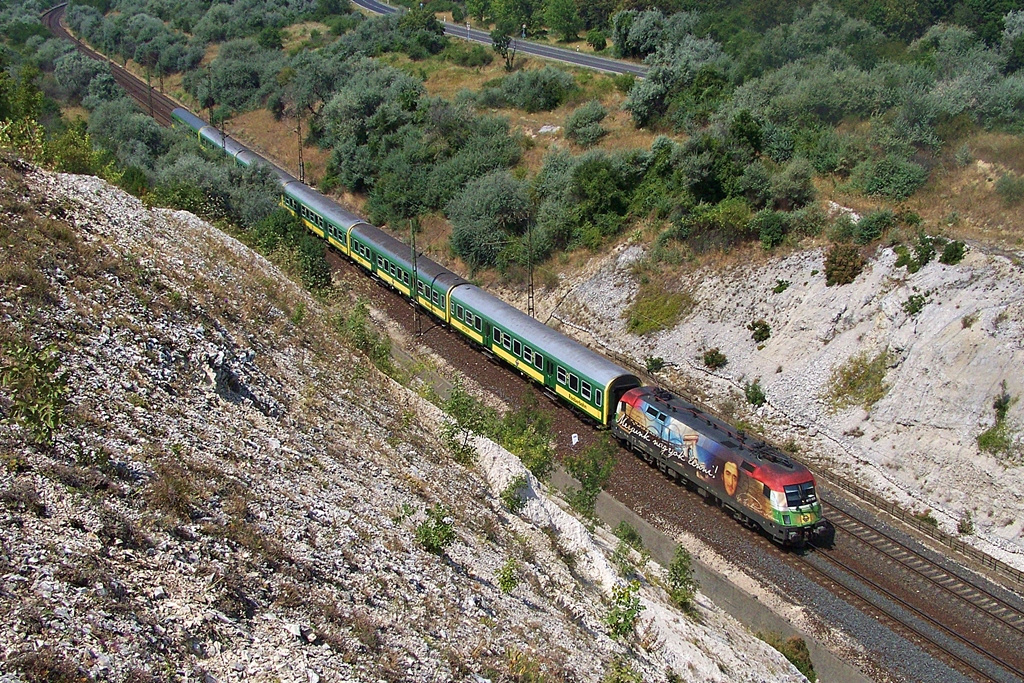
[571,433,579,446]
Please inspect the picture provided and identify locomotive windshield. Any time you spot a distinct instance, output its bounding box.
[784,482,817,508]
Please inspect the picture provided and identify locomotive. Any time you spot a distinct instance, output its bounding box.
[170,107,827,546]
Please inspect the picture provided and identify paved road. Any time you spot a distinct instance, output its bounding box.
[351,0,648,77]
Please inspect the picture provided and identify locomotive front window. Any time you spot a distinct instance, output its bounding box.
[784,482,817,507]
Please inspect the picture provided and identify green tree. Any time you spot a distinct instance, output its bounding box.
[447,171,532,269]
[604,580,644,638]
[490,27,519,71]
[564,437,617,516]
[667,545,697,609]
[546,0,582,42]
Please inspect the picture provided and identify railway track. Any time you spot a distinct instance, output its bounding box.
[41,4,177,127]
[43,8,1024,681]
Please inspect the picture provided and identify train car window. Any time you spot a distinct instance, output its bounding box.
[441,295,446,310]
[557,367,567,385]
[568,374,580,393]
[503,335,512,351]
[432,291,441,306]
[493,328,501,344]
[513,340,522,357]
[377,256,385,269]
[581,381,591,400]
[523,346,533,364]
[595,389,602,407]
[456,304,464,319]
[473,315,480,332]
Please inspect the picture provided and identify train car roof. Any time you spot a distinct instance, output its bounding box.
[284,183,367,230]
[171,108,207,130]
[351,223,466,288]
[452,285,639,386]
[621,387,813,486]
[235,149,298,185]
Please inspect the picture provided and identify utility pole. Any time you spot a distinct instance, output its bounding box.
[527,224,535,318]
[296,114,305,183]
[411,218,421,337]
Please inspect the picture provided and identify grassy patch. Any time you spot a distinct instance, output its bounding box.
[757,633,816,682]
[625,284,695,335]
[825,349,891,412]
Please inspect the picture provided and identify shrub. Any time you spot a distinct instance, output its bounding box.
[957,511,975,536]
[667,545,697,609]
[995,172,1024,205]
[564,438,617,517]
[702,348,727,370]
[500,474,528,514]
[587,29,607,52]
[497,557,519,593]
[644,356,665,373]
[604,580,644,639]
[416,504,455,554]
[0,342,69,447]
[758,634,816,682]
[337,301,392,373]
[853,155,928,200]
[826,349,890,411]
[750,210,789,250]
[745,380,766,407]
[939,240,966,265]
[614,521,644,551]
[824,243,864,286]
[626,286,694,335]
[902,291,930,316]
[496,66,577,112]
[748,319,771,343]
[772,279,790,293]
[564,100,608,147]
[498,395,553,479]
[978,381,1016,454]
[855,210,895,245]
[602,658,642,683]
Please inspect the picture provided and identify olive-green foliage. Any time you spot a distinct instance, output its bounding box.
[939,239,966,265]
[501,474,529,513]
[750,209,790,250]
[758,633,816,682]
[957,510,975,535]
[826,349,890,412]
[480,66,578,113]
[614,521,644,550]
[667,545,697,609]
[337,300,392,373]
[644,356,665,373]
[702,348,727,370]
[902,291,930,316]
[0,342,69,447]
[625,286,694,335]
[995,173,1024,206]
[440,379,492,465]
[748,319,771,342]
[416,504,455,554]
[602,657,642,683]
[587,29,607,52]
[745,379,766,406]
[978,381,1017,455]
[564,437,617,517]
[824,243,865,286]
[854,209,895,245]
[447,170,532,269]
[496,557,520,593]
[564,100,608,147]
[498,395,554,480]
[604,580,644,639]
[297,233,331,291]
[441,42,494,67]
[851,155,928,200]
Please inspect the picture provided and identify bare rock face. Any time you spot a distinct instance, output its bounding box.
[0,162,805,683]
[551,238,1024,567]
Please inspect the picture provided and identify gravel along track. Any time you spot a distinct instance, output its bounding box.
[45,11,1024,679]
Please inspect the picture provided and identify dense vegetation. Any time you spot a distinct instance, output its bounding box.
[2,0,1014,280]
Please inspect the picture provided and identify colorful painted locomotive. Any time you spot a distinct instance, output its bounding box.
[612,387,827,545]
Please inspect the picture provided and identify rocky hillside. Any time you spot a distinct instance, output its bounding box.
[546,231,1024,569]
[0,156,808,682]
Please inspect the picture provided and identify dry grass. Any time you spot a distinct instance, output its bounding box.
[229,108,331,185]
[283,21,331,52]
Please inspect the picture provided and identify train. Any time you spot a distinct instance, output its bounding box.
[171,107,828,546]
